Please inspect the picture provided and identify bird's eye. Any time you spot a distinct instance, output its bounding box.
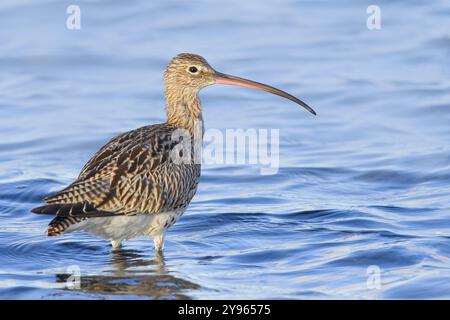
[188,66,198,73]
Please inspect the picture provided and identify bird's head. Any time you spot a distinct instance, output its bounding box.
[164,53,217,91]
[164,53,316,115]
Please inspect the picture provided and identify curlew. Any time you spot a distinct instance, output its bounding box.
[32,53,316,252]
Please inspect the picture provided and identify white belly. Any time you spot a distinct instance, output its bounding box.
[66,210,184,242]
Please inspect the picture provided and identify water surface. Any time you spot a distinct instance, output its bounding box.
[0,0,450,299]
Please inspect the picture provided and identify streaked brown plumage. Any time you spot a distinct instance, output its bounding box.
[32,53,316,252]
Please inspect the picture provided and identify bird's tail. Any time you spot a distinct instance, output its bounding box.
[47,216,86,237]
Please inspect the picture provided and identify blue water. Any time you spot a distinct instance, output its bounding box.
[1,0,450,299]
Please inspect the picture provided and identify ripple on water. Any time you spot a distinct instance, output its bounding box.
[0,234,107,269]
[0,178,60,205]
[383,275,450,299]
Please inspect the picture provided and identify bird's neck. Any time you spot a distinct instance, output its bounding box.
[165,87,204,136]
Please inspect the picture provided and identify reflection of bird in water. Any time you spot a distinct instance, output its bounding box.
[56,249,199,299]
[109,249,167,275]
[32,53,316,252]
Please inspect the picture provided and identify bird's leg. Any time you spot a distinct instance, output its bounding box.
[153,232,165,252]
[111,239,122,250]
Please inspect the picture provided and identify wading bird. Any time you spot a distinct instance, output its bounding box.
[32,53,316,252]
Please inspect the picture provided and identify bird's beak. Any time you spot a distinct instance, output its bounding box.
[214,71,316,115]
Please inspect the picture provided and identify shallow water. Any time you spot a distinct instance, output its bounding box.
[1,0,450,299]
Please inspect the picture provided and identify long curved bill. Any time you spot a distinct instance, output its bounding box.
[214,71,316,115]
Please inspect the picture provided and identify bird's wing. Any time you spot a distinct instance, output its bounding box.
[32,124,200,218]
